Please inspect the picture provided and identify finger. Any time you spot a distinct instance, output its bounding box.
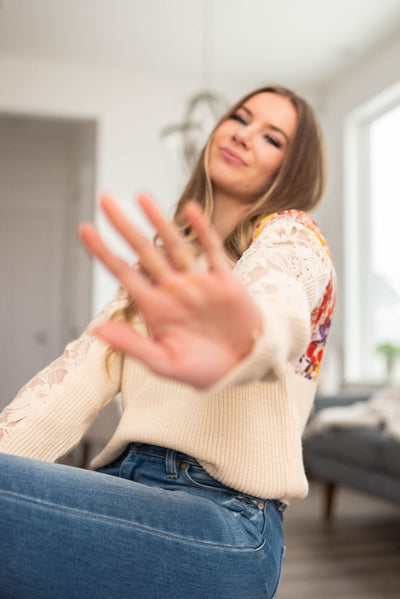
[138,193,194,271]
[100,195,170,282]
[92,321,174,378]
[79,222,152,304]
[183,201,230,272]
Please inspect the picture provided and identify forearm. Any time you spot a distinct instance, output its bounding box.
[0,335,121,461]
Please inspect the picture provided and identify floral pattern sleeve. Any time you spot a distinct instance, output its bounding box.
[208,210,336,390]
[258,211,335,380]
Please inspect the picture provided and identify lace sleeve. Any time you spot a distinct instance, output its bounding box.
[235,212,333,313]
[0,285,129,458]
[207,212,335,391]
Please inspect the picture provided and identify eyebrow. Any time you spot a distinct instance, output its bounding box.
[239,105,290,143]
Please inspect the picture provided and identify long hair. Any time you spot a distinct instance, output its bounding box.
[174,84,326,261]
[105,85,327,369]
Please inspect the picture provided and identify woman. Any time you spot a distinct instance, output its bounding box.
[0,86,336,599]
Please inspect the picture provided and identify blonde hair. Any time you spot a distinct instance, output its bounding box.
[174,84,326,260]
[105,84,327,369]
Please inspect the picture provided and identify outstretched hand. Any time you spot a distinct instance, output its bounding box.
[79,194,262,389]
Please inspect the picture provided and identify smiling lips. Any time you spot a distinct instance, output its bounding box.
[219,146,247,166]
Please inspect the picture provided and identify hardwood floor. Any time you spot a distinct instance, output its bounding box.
[278,481,400,598]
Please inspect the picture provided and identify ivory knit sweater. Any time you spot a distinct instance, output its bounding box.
[0,210,336,501]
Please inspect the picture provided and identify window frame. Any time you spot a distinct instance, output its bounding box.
[343,81,400,383]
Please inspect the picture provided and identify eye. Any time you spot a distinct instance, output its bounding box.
[264,135,281,149]
[230,113,247,125]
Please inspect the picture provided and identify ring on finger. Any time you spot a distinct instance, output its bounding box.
[173,252,195,272]
[162,279,179,294]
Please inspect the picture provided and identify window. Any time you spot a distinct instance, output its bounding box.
[344,84,400,383]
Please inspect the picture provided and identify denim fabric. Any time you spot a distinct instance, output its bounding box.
[0,444,286,599]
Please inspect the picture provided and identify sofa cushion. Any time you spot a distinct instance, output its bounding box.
[382,438,400,477]
[304,427,393,472]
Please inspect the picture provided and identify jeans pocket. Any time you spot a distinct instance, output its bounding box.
[181,464,267,539]
[181,463,237,494]
[96,453,127,477]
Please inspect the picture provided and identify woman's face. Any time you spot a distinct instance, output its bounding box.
[208,92,298,201]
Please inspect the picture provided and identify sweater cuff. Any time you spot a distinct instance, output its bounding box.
[202,296,310,395]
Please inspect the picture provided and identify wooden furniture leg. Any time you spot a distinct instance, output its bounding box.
[323,481,337,522]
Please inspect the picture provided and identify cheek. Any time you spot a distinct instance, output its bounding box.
[208,140,219,175]
[209,130,220,159]
[208,127,230,170]
[260,146,285,176]
[246,152,285,196]
[255,151,283,183]
[210,123,229,148]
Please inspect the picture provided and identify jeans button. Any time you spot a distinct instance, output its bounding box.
[257,502,264,510]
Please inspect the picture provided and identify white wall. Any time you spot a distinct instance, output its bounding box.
[314,32,400,384]
[0,53,320,321]
[0,55,230,315]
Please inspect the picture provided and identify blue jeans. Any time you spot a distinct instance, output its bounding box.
[0,444,286,598]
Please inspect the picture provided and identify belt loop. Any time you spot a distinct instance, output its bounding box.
[165,449,178,477]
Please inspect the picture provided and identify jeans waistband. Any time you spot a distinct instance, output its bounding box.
[127,443,287,512]
[128,443,201,468]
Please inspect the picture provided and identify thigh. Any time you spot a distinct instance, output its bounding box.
[0,452,282,599]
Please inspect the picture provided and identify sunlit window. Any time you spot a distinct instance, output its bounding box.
[370,106,400,380]
[345,91,400,384]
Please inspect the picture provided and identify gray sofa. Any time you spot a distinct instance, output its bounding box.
[303,392,400,520]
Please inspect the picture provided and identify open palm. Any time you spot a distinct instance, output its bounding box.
[79,195,262,389]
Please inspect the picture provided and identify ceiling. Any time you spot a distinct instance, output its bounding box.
[1,0,400,92]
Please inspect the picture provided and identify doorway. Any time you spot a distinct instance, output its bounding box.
[0,114,97,410]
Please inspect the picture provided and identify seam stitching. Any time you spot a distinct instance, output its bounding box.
[0,490,261,552]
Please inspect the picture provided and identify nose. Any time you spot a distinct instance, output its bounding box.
[232,126,251,148]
